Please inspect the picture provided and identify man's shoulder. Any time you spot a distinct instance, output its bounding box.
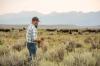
[27,24,33,28]
[28,24,36,29]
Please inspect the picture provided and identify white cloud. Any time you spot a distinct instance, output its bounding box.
[0,0,100,15]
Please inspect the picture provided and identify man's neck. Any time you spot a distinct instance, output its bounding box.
[31,24,38,28]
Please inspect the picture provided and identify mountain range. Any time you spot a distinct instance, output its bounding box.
[0,11,100,26]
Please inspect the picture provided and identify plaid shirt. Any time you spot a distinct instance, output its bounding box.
[26,24,37,43]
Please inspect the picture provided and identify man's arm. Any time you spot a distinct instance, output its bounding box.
[31,26,44,43]
[31,26,39,42]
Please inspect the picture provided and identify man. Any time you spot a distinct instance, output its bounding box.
[26,17,39,62]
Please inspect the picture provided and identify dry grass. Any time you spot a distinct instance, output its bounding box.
[0,29,100,66]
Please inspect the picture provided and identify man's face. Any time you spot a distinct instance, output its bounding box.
[32,21,39,27]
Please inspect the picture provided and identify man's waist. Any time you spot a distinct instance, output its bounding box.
[27,40,37,43]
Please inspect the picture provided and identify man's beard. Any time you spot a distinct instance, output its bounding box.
[35,25,38,28]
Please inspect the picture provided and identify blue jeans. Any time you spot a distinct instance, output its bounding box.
[27,42,37,61]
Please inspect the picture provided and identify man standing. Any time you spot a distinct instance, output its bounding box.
[26,17,39,62]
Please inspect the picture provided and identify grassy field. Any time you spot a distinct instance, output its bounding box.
[0,28,100,66]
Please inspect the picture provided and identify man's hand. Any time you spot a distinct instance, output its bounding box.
[33,37,42,43]
[34,37,45,48]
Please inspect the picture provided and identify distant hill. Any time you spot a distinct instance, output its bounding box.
[0,11,100,26]
[0,24,100,29]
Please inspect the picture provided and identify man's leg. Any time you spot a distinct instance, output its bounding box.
[31,43,37,66]
[27,43,33,62]
[31,42,37,60]
[29,50,33,61]
[27,42,37,65]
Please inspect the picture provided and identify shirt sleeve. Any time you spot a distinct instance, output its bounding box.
[26,26,31,42]
[31,26,37,41]
[26,26,29,42]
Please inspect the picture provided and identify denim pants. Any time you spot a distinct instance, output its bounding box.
[27,42,37,61]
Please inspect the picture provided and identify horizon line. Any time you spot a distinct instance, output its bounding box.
[0,24,100,27]
[0,10,100,16]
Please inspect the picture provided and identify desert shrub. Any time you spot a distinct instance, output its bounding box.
[63,51,96,66]
[84,37,100,49]
[84,37,92,44]
[65,41,83,52]
[0,45,10,56]
[0,52,24,66]
[12,43,26,52]
[97,44,100,49]
[93,37,100,49]
[0,47,30,66]
[37,38,48,53]
[73,52,96,66]
[0,40,3,45]
[63,54,75,66]
[45,44,65,63]
[39,59,59,66]
[92,50,100,66]
[0,28,11,32]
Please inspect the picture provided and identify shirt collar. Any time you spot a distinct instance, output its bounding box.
[30,24,37,29]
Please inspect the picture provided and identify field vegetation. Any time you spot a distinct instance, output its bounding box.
[0,28,100,66]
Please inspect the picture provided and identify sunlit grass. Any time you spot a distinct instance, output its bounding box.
[0,29,100,66]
